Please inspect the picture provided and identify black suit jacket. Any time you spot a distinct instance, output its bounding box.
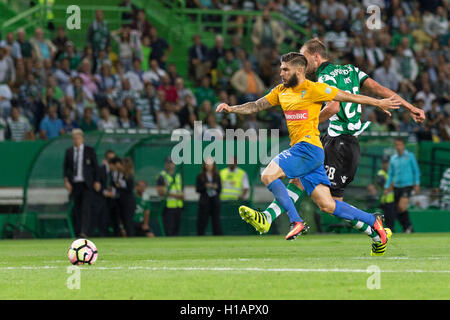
[189,44,208,63]
[63,145,99,190]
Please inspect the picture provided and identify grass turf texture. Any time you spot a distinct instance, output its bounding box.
[0,233,449,300]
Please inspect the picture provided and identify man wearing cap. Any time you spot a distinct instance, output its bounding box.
[156,156,184,236]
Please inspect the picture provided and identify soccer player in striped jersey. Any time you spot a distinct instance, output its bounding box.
[216,52,400,245]
[247,39,425,256]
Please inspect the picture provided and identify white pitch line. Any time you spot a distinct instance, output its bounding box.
[0,266,449,273]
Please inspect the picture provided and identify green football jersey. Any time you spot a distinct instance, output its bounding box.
[134,192,151,223]
[316,62,370,136]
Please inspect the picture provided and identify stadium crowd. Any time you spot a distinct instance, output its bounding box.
[0,0,448,144]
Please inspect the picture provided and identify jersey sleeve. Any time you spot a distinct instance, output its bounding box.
[311,82,339,103]
[354,66,369,86]
[264,85,281,106]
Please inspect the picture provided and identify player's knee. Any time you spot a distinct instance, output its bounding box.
[317,199,336,214]
[261,174,273,186]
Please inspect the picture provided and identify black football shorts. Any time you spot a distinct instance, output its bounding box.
[321,133,360,198]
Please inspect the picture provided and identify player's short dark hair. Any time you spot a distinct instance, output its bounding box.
[104,149,115,158]
[280,52,308,68]
[108,156,122,165]
[302,38,328,59]
[394,137,406,144]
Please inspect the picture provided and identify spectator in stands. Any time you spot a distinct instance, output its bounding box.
[157,156,184,237]
[157,101,180,131]
[61,41,82,71]
[177,93,198,129]
[52,26,70,61]
[96,62,120,106]
[391,42,419,84]
[78,106,98,132]
[174,76,196,109]
[63,129,101,238]
[124,58,144,92]
[133,180,155,237]
[1,32,22,61]
[230,60,265,104]
[142,59,166,86]
[41,87,62,117]
[426,99,445,139]
[363,37,384,71]
[87,10,110,57]
[219,155,249,201]
[118,105,136,129]
[97,106,118,130]
[202,113,224,140]
[19,72,42,126]
[0,44,15,87]
[251,8,285,63]
[66,76,95,118]
[207,34,225,70]
[111,25,142,72]
[217,49,240,91]
[16,29,33,69]
[39,104,64,139]
[194,76,216,107]
[119,0,138,22]
[149,26,171,69]
[5,105,34,141]
[131,9,152,38]
[157,74,178,104]
[373,54,398,92]
[188,34,209,82]
[136,82,160,129]
[108,78,139,114]
[415,82,436,113]
[166,63,180,85]
[78,59,99,97]
[54,58,74,93]
[324,20,349,55]
[30,27,56,63]
[61,106,78,134]
[196,156,222,236]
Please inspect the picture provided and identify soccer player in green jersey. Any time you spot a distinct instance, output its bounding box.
[242,39,425,256]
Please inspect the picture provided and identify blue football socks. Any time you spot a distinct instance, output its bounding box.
[333,200,376,226]
[267,179,303,223]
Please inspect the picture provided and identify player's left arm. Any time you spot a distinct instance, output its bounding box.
[332,90,401,116]
[362,77,425,123]
[319,101,340,123]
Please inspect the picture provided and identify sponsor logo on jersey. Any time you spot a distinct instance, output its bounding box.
[284,110,309,121]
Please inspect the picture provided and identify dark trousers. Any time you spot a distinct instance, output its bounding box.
[118,195,136,237]
[162,207,182,236]
[381,202,396,231]
[71,182,94,237]
[108,198,122,236]
[197,196,222,236]
[89,194,109,237]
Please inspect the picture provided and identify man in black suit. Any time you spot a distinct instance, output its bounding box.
[90,149,116,237]
[63,129,100,237]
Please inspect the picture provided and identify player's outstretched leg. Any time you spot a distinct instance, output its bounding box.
[261,161,308,240]
[311,185,389,245]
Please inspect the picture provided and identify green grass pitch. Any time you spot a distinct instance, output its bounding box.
[0,233,449,300]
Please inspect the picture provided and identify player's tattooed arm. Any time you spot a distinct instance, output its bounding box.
[333,90,401,117]
[216,97,272,114]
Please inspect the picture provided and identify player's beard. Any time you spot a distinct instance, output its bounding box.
[283,73,299,88]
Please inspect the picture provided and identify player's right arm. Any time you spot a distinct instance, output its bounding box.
[333,90,401,116]
[216,96,273,114]
[362,77,425,123]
